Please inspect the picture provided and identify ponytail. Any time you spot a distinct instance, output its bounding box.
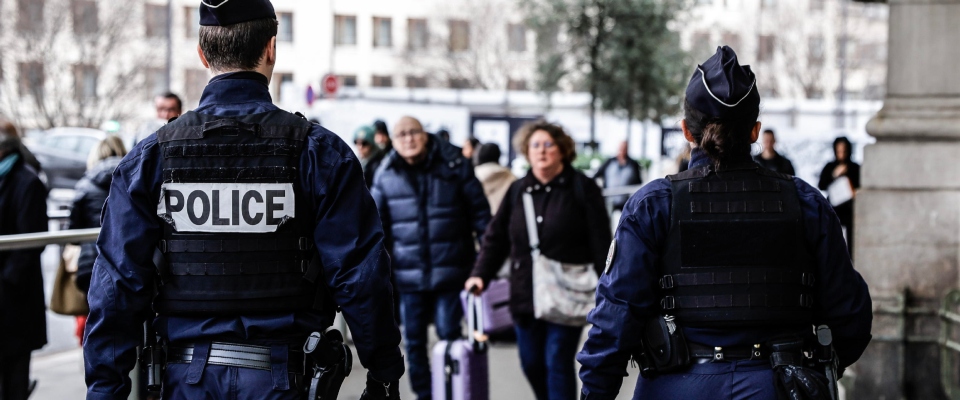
[683,100,755,168]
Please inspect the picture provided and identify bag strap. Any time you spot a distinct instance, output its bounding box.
[522,192,540,251]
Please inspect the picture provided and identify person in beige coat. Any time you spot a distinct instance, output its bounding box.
[472,143,516,215]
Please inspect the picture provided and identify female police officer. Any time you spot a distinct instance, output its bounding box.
[577,46,872,400]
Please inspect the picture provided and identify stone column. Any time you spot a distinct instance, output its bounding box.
[855,0,960,399]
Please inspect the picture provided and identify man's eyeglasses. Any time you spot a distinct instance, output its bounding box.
[529,141,555,150]
[392,129,424,140]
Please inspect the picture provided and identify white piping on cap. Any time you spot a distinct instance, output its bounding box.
[200,0,230,8]
[696,66,756,108]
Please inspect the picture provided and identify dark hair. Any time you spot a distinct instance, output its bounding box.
[199,18,278,71]
[474,143,501,166]
[373,120,389,135]
[513,120,577,164]
[763,129,775,136]
[833,136,852,160]
[158,92,183,112]
[467,137,480,149]
[437,129,450,142]
[683,100,757,168]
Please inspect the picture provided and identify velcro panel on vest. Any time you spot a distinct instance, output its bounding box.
[163,143,300,158]
[661,166,816,328]
[163,166,298,182]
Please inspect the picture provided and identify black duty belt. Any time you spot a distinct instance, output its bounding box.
[167,342,306,375]
[688,342,766,362]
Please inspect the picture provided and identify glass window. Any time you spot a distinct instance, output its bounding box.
[508,23,526,52]
[406,76,427,88]
[278,12,293,42]
[18,62,44,100]
[73,64,98,99]
[273,73,294,100]
[335,15,357,46]
[758,35,776,62]
[18,0,44,33]
[408,19,428,50]
[145,4,169,38]
[449,20,469,52]
[507,79,527,91]
[373,17,392,48]
[372,75,393,88]
[72,0,98,34]
[341,75,357,87]
[184,7,200,38]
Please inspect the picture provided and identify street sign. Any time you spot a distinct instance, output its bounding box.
[322,74,338,96]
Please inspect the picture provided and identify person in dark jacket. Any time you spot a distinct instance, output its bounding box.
[354,125,385,188]
[466,121,611,400]
[578,46,871,400]
[593,140,642,211]
[371,116,491,400]
[0,128,48,400]
[818,136,860,256]
[71,136,127,293]
[753,129,796,175]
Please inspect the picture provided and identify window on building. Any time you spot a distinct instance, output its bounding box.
[721,32,741,53]
[73,64,97,99]
[373,17,392,48]
[18,62,44,99]
[184,7,200,38]
[184,69,208,104]
[408,19,428,50]
[810,0,825,12]
[449,20,470,52]
[808,36,825,65]
[18,0,44,33]
[536,24,559,52]
[406,75,427,88]
[508,23,527,52]
[340,75,357,87]
[72,0,98,34]
[761,0,776,10]
[145,4,168,38]
[507,79,527,91]
[758,35,776,62]
[372,75,393,88]
[273,73,293,100]
[144,68,168,98]
[335,15,357,46]
[448,78,471,89]
[278,12,293,42]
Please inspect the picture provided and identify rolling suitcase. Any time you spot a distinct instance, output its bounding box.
[431,293,489,400]
[460,279,514,335]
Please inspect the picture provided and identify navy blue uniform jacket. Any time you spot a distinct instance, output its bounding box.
[83,73,404,399]
[577,149,872,399]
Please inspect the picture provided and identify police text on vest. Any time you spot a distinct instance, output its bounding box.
[157,183,295,233]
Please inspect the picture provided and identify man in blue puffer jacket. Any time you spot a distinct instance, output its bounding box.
[371,116,492,400]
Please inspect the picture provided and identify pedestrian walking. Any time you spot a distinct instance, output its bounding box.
[0,123,48,400]
[69,136,126,346]
[354,125,385,188]
[753,129,796,175]
[592,141,642,212]
[462,137,480,164]
[818,136,860,256]
[465,121,611,400]
[370,116,491,400]
[472,143,516,215]
[577,46,872,400]
[373,119,393,153]
[82,2,404,399]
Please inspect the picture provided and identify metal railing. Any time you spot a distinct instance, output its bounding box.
[0,228,100,251]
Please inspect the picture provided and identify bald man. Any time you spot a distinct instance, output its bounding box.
[370,117,492,399]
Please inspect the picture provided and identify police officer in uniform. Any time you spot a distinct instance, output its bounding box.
[577,46,873,400]
[83,1,404,399]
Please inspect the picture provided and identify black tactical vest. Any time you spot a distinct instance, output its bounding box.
[153,110,321,316]
[659,165,816,328]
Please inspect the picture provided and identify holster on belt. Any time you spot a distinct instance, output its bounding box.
[635,315,689,378]
[769,337,831,400]
[303,328,352,400]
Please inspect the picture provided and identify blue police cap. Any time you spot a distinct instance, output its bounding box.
[685,46,760,120]
[200,0,276,27]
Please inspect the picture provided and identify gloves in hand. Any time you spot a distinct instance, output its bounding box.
[359,373,400,400]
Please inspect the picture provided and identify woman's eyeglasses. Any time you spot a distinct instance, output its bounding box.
[529,141,555,150]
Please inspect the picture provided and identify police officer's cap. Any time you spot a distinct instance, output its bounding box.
[200,0,276,27]
[685,46,760,120]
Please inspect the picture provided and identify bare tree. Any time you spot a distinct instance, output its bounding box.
[401,0,534,90]
[0,0,158,129]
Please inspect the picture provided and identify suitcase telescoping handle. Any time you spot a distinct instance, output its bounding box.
[467,289,488,352]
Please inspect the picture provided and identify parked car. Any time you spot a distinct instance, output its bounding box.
[27,128,106,189]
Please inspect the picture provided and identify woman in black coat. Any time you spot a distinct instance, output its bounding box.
[0,130,48,399]
[466,121,611,400]
[818,136,860,255]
